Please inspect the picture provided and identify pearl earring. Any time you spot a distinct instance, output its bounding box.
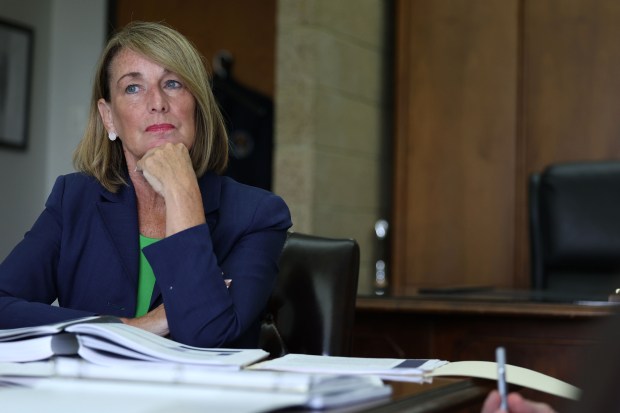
[108,132,117,141]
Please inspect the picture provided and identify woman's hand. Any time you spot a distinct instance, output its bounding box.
[136,143,206,236]
[136,142,193,197]
[481,390,558,413]
[120,304,169,337]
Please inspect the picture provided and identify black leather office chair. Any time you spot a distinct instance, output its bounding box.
[529,160,620,296]
[259,232,360,357]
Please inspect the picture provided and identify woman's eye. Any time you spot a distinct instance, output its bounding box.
[164,79,182,89]
[125,84,139,94]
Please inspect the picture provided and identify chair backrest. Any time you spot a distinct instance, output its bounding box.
[529,160,620,296]
[259,232,360,357]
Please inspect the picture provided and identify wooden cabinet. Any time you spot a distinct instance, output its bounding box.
[392,0,620,294]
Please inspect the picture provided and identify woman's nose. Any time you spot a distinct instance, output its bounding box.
[148,88,168,112]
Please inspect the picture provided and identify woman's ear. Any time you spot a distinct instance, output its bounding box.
[97,98,114,132]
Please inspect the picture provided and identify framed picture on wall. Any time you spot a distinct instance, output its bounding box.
[0,18,33,150]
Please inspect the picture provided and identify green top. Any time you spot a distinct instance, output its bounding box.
[136,234,160,317]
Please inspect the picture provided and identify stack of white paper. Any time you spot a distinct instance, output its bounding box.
[0,317,268,369]
[0,357,392,411]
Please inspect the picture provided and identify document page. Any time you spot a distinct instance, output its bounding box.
[65,323,268,368]
[250,354,448,382]
[0,316,102,341]
[428,361,581,400]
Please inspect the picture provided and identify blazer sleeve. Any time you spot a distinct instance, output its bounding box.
[143,190,291,348]
[0,176,98,328]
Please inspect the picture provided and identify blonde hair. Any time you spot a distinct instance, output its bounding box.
[73,21,228,192]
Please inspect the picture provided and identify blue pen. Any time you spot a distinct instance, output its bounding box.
[496,346,508,411]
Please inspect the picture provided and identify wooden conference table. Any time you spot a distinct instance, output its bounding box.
[277,377,495,413]
[352,289,617,408]
[366,378,492,413]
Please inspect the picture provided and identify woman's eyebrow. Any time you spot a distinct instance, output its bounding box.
[117,72,142,85]
[117,68,172,85]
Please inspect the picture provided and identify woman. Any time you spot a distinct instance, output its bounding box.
[0,21,292,348]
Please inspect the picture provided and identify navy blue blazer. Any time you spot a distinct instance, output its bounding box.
[0,171,292,348]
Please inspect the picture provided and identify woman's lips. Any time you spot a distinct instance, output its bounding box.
[146,124,174,132]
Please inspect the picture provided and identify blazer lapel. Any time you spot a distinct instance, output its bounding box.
[96,182,140,289]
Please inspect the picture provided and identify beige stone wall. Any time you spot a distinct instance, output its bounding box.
[273,0,391,294]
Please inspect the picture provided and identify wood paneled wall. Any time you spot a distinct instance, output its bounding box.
[393,0,620,294]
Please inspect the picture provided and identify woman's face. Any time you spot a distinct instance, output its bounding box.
[98,48,196,168]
